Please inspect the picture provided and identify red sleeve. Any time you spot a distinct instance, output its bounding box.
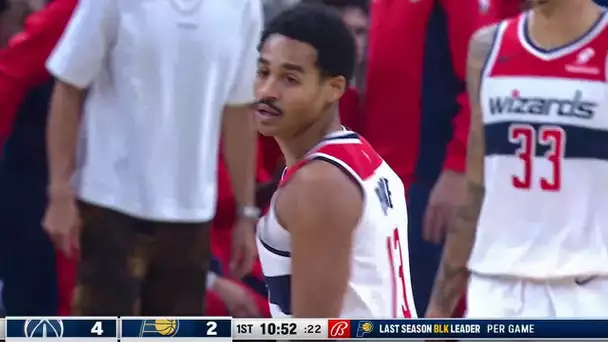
[440,0,479,173]
[0,0,77,142]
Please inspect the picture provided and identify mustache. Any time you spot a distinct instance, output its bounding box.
[256,98,283,115]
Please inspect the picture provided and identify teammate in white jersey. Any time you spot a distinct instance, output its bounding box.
[254,4,416,318]
[427,0,608,318]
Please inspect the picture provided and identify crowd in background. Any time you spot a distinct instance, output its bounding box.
[0,0,513,318]
[0,0,603,318]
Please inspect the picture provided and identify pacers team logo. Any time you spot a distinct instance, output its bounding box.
[140,319,180,337]
[24,319,64,338]
[356,321,374,337]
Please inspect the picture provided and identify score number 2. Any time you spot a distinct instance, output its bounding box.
[509,124,565,191]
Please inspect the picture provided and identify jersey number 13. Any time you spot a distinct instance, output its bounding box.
[376,178,412,318]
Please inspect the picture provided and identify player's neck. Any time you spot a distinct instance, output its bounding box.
[277,113,343,167]
[528,0,602,50]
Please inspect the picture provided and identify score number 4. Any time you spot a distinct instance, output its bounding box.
[91,322,104,336]
[509,124,566,191]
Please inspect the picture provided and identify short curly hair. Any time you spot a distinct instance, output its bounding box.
[259,3,357,82]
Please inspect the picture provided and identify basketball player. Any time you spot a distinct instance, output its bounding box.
[427,0,608,318]
[254,3,417,318]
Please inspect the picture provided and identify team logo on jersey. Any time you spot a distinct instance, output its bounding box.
[576,47,595,64]
[375,178,393,215]
[488,90,596,119]
[565,47,600,75]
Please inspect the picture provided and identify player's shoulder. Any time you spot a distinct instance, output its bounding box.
[283,159,360,197]
[275,159,363,232]
[311,135,384,181]
[469,21,503,55]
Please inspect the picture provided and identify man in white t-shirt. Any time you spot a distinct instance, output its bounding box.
[42,0,262,315]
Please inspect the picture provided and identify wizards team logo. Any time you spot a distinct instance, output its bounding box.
[24,319,64,338]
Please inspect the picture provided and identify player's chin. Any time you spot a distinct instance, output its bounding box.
[255,120,282,137]
[255,114,284,137]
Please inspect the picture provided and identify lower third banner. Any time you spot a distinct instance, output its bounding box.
[327,319,608,339]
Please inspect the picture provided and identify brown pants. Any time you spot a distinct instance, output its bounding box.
[72,202,211,316]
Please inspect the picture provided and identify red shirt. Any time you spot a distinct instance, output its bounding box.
[0,0,79,316]
[363,0,478,187]
[0,0,77,143]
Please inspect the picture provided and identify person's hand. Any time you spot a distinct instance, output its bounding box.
[423,170,467,244]
[42,195,81,257]
[230,217,257,279]
[213,277,260,317]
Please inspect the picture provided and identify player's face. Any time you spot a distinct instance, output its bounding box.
[255,34,345,137]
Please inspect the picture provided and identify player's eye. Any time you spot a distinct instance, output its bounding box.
[257,68,270,78]
[285,75,300,85]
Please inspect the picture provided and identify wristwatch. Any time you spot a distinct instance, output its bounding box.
[237,205,261,220]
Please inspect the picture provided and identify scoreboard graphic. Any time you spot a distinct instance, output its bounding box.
[2,317,608,340]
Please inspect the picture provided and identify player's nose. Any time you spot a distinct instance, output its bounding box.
[255,78,281,100]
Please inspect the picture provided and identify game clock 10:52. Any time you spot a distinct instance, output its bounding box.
[260,321,297,336]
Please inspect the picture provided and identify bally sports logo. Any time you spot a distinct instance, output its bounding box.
[328,320,351,338]
[488,90,596,119]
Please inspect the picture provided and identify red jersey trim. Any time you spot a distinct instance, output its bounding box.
[278,133,383,187]
[480,20,508,81]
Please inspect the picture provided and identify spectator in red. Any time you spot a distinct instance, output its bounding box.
[0,0,43,47]
[363,0,478,318]
[0,0,77,316]
[260,0,369,174]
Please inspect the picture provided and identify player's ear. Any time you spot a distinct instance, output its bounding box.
[325,75,347,103]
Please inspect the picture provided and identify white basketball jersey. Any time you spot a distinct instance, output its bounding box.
[256,130,417,318]
[469,12,608,279]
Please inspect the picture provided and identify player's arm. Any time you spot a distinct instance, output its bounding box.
[425,24,497,318]
[276,161,363,317]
